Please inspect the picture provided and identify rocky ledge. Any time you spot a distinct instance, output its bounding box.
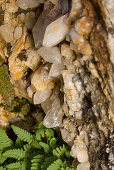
[0,0,113,169]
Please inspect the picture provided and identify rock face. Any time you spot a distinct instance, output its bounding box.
[0,0,113,169]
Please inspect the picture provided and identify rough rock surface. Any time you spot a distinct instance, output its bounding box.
[0,0,113,169]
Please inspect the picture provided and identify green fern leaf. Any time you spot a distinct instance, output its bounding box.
[41,156,57,170]
[53,144,66,158]
[39,142,50,153]
[64,147,71,158]
[38,122,44,129]
[2,149,25,160]
[22,158,29,170]
[47,159,63,170]
[45,129,54,140]
[11,125,33,144]
[49,137,57,148]
[31,155,45,170]
[62,161,75,170]
[0,149,2,158]
[31,140,42,149]
[0,128,13,150]
[0,155,7,165]
[5,161,22,169]
[36,128,45,141]
[23,143,31,151]
[15,137,23,148]
[0,166,6,170]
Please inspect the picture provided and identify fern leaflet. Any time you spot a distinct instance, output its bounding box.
[47,159,63,170]
[0,166,6,170]
[2,149,25,160]
[0,155,7,165]
[35,126,54,142]
[31,155,45,170]
[35,128,45,141]
[45,128,54,140]
[41,156,57,170]
[39,142,50,153]
[31,140,41,149]
[49,137,57,148]
[11,125,33,144]
[22,158,29,170]
[15,137,23,148]
[5,161,22,169]
[0,128,12,150]
[23,143,31,151]
[53,144,66,157]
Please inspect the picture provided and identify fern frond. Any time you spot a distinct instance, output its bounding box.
[62,161,75,170]
[64,147,71,158]
[5,161,22,169]
[47,159,63,170]
[2,149,25,160]
[0,155,7,165]
[49,137,57,148]
[11,125,33,144]
[31,140,41,149]
[0,149,2,158]
[36,128,45,141]
[15,137,23,148]
[28,150,43,161]
[45,128,54,140]
[23,143,31,151]
[53,144,66,157]
[31,155,45,170]
[0,124,74,169]
[39,142,50,153]
[35,126,54,142]
[41,156,57,170]
[22,158,29,170]
[0,166,6,170]
[37,121,44,129]
[0,128,13,150]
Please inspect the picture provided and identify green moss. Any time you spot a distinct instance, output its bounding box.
[0,65,31,114]
[0,65,15,106]
[7,97,30,114]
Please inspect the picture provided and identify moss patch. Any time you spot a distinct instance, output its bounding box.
[0,65,15,106]
[7,97,30,114]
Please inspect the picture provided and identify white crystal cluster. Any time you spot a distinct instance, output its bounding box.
[0,0,113,169]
